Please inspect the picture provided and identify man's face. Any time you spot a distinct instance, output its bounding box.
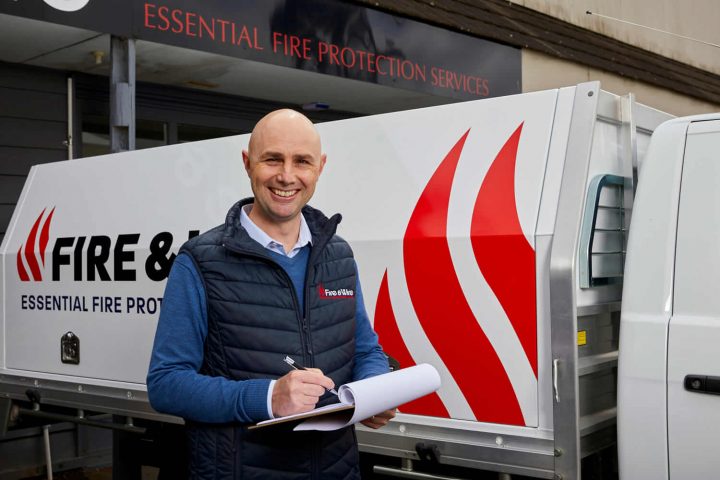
[242,113,326,228]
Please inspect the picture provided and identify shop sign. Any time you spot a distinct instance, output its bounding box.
[1,0,521,100]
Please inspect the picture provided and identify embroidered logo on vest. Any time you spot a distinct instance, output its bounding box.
[318,283,354,299]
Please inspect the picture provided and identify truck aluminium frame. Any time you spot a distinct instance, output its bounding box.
[0,83,672,479]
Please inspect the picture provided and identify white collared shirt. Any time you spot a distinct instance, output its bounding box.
[240,204,313,257]
[239,203,313,417]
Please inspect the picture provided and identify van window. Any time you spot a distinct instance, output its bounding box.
[673,120,720,317]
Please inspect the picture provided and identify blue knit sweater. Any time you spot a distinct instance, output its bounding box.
[147,250,388,423]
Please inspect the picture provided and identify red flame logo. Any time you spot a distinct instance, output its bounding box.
[17,208,55,282]
[374,125,536,425]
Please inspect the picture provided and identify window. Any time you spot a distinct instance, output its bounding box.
[673,120,720,317]
[81,116,166,157]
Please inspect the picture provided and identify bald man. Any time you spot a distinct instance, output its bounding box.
[147,110,393,479]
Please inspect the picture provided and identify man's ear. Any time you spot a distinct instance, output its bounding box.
[318,153,327,175]
[242,150,251,172]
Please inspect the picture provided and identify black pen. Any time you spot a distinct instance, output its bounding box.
[284,355,339,396]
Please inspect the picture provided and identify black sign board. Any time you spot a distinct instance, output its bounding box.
[2,0,521,100]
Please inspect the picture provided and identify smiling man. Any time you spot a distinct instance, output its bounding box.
[147,109,394,479]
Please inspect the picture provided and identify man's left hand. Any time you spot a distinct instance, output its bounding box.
[360,408,396,429]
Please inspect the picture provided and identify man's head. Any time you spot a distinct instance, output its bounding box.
[242,109,326,233]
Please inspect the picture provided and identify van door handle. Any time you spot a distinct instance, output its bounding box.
[684,375,720,395]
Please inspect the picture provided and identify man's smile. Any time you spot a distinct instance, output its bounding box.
[270,188,300,198]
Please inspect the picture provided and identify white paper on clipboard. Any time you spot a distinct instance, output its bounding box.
[295,363,440,431]
[250,363,441,431]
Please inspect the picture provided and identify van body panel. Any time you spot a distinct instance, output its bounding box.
[667,119,720,478]
[617,119,688,480]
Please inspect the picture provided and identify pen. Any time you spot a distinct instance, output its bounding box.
[284,355,339,396]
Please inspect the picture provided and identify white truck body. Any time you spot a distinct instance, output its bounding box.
[3,82,715,479]
[617,115,720,480]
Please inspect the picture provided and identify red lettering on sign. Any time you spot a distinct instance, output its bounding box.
[144,3,156,29]
[237,25,252,48]
[198,15,214,40]
[156,6,170,31]
[273,33,307,58]
[340,47,355,68]
[375,54,387,75]
[366,52,376,74]
[481,79,490,96]
[185,12,197,37]
[141,2,491,97]
[317,41,328,61]
[431,67,489,97]
[170,8,183,34]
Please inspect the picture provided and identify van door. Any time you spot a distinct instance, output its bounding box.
[667,119,720,478]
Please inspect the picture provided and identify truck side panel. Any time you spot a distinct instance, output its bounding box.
[2,90,560,429]
[3,140,249,384]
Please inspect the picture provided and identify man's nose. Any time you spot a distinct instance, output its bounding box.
[276,160,296,183]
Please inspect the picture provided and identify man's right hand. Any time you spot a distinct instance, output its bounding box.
[271,368,335,418]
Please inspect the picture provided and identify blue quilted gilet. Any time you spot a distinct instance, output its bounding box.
[180,199,360,480]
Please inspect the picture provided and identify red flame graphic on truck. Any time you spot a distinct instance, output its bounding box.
[17,208,55,281]
[374,125,536,426]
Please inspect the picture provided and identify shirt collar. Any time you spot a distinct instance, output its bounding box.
[240,203,312,257]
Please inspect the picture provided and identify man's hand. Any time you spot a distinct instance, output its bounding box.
[360,408,396,429]
[272,368,335,418]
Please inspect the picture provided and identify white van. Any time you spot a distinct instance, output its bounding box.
[618,115,720,480]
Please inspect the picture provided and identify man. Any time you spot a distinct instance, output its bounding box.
[147,109,395,479]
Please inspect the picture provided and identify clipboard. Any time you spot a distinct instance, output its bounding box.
[249,402,355,430]
[249,363,441,431]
